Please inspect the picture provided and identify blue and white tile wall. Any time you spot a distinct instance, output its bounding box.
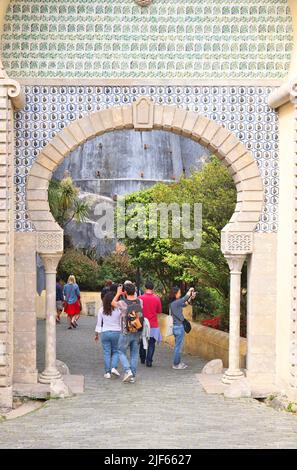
[14,85,278,233]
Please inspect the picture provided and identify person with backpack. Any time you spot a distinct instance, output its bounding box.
[168,286,196,369]
[63,275,81,330]
[94,291,121,379]
[139,280,162,367]
[111,283,144,383]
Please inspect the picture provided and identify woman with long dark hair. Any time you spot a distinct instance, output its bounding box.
[168,286,195,370]
[95,291,121,379]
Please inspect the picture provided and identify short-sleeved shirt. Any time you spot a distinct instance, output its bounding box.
[138,292,162,328]
[63,283,80,305]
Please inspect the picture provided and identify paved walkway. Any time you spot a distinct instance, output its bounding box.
[1,316,297,448]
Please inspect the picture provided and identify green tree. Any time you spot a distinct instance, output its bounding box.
[48,177,90,229]
[122,156,237,324]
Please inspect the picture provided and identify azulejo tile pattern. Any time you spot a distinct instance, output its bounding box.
[14,85,278,233]
[2,0,293,79]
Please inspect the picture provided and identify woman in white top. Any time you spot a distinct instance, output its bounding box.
[95,291,121,379]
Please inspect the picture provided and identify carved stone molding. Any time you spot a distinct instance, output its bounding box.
[0,78,25,110]
[132,96,154,129]
[221,231,253,255]
[134,0,153,6]
[37,231,63,254]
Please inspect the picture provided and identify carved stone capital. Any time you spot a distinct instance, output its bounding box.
[221,231,253,255]
[224,254,246,274]
[37,231,63,254]
[40,254,62,274]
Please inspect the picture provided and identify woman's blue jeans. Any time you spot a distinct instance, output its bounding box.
[101,331,120,373]
[173,325,185,366]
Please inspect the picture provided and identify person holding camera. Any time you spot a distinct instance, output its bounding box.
[168,286,196,370]
[111,283,144,383]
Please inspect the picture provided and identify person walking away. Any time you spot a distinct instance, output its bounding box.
[94,291,121,379]
[63,275,81,330]
[112,283,143,383]
[139,280,162,367]
[169,287,195,369]
[56,276,64,324]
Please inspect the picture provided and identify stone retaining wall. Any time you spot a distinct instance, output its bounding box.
[158,312,247,368]
[35,290,102,319]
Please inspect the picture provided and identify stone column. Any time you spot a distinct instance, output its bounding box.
[39,254,62,384]
[222,254,246,384]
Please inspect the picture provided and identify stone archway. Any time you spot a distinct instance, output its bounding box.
[27,97,263,385]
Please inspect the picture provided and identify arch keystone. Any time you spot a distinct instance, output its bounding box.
[133,97,154,130]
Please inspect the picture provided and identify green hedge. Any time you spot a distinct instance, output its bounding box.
[58,249,100,291]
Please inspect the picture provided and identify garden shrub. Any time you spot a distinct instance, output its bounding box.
[58,249,100,291]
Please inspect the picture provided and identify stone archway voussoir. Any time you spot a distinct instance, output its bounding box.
[191,115,210,141]
[153,105,164,129]
[199,120,221,146]
[180,111,199,136]
[161,105,176,130]
[78,115,97,140]
[99,108,115,132]
[171,108,188,133]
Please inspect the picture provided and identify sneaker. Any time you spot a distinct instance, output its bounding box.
[146,362,152,367]
[129,377,136,383]
[111,368,120,377]
[122,370,133,382]
[104,372,111,379]
[172,363,187,370]
[180,362,188,369]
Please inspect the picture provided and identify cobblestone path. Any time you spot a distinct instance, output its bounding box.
[1,316,297,448]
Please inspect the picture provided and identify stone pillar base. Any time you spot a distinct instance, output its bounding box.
[39,369,62,385]
[222,369,244,384]
[0,386,13,408]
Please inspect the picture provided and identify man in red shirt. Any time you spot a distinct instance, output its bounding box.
[139,280,163,367]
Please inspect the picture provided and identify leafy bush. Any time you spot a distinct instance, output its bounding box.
[57,249,100,291]
[97,251,136,288]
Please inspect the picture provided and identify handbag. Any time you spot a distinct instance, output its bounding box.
[164,308,174,337]
[183,318,192,334]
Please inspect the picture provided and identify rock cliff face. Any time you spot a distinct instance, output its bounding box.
[53,129,210,255]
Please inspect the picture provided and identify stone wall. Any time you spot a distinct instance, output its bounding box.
[36,290,102,319]
[13,232,38,384]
